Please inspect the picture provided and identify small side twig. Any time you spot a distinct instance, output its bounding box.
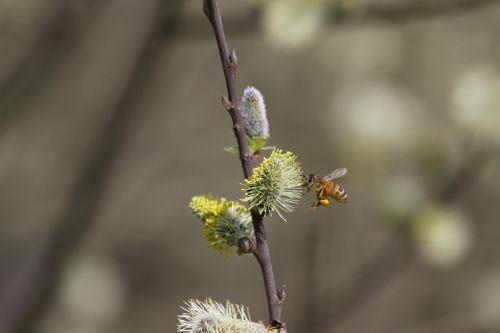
[331,0,500,23]
[203,0,284,325]
[314,146,494,331]
[0,2,180,332]
[177,0,500,39]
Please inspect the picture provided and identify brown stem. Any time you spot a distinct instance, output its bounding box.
[314,147,494,331]
[203,0,284,324]
[331,0,500,23]
[204,0,251,178]
[0,2,181,332]
[176,0,500,40]
[251,211,283,322]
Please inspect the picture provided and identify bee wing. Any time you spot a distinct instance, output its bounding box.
[323,168,347,180]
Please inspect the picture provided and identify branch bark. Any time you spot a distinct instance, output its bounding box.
[313,147,494,331]
[0,1,181,332]
[178,0,500,39]
[203,0,284,325]
[331,0,500,23]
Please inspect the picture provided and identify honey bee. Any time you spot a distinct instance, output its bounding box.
[304,168,348,209]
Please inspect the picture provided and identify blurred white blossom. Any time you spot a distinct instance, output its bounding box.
[317,27,405,77]
[450,63,500,144]
[378,174,427,221]
[329,80,425,157]
[261,0,326,49]
[60,256,126,326]
[413,206,473,268]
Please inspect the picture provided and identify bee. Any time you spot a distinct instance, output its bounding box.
[304,168,348,209]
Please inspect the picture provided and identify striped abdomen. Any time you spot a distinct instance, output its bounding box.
[323,181,348,204]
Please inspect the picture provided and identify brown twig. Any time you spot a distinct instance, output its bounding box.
[203,0,284,324]
[300,216,321,332]
[331,0,500,24]
[313,146,494,331]
[315,229,414,331]
[0,2,181,332]
[0,0,66,96]
[177,0,500,39]
[388,310,500,333]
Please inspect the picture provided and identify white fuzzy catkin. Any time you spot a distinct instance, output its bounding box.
[240,87,269,138]
[177,299,267,333]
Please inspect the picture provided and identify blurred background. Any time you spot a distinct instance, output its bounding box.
[1,0,500,332]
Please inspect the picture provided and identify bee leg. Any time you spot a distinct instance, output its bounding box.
[310,199,320,211]
[310,191,324,210]
[316,189,330,206]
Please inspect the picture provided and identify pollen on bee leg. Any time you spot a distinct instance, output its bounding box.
[319,198,330,206]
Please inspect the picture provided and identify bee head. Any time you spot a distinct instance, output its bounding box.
[304,174,315,189]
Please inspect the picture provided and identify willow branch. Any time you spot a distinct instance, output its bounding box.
[314,146,494,331]
[0,2,179,332]
[177,0,500,39]
[331,0,500,24]
[388,311,500,333]
[203,0,284,324]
